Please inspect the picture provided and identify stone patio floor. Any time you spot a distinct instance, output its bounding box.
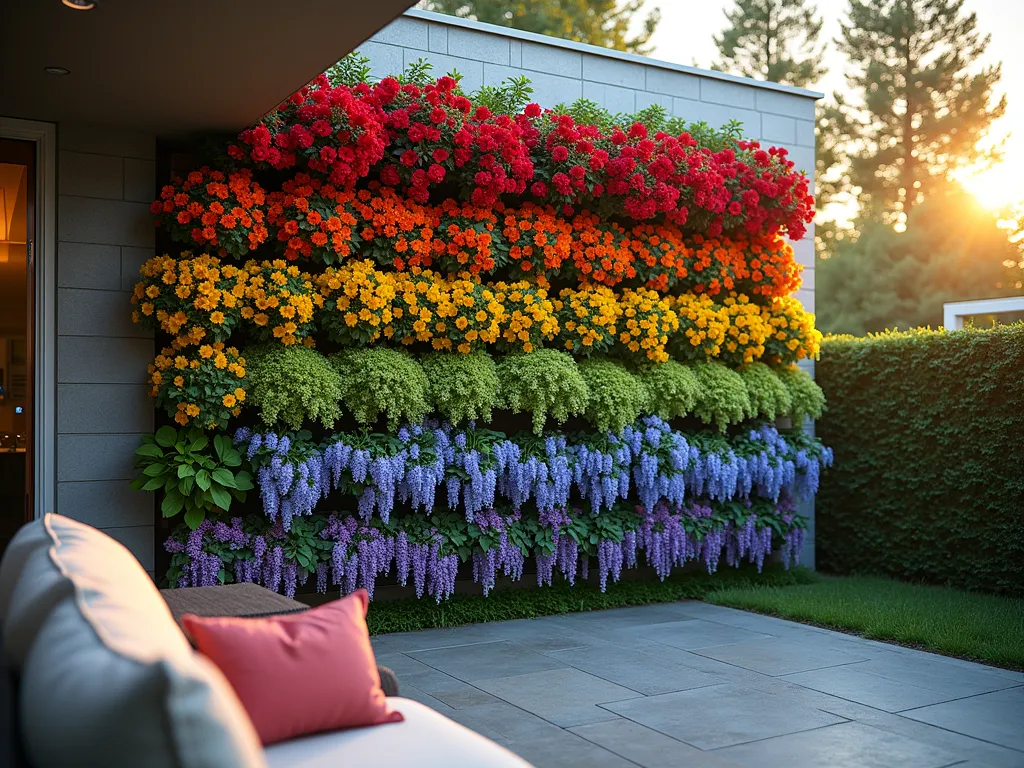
[371,600,1024,768]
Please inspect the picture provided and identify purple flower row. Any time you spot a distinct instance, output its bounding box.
[166,500,806,602]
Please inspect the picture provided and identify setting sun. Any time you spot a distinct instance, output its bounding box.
[957,161,1022,212]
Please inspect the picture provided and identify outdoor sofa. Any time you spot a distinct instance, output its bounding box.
[0,513,530,767]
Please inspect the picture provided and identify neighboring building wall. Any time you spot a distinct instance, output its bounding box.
[55,125,156,572]
[363,10,821,565]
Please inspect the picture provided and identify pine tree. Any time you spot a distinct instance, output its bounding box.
[833,0,1006,227]
[712,0,826,88]
[421,0,661,55]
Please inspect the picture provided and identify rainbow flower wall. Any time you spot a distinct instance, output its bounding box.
[131,61,830,601]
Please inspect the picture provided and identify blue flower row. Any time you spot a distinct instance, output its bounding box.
[233,416,832,531]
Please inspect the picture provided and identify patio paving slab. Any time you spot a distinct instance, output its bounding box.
[781,663,970,712]
[713,720,962,768]
[693,634,872,675]
[843,651,1021,699]
[569,718,745,767]
[899,685,1024,751]
[621,618,774,650]
[599,683,848,749]
[371,601,1024,767]
[408,639,566,682]
[475,667,640,727]
[545,642,723,695]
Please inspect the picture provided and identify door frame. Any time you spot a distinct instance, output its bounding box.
[0,117,57,519]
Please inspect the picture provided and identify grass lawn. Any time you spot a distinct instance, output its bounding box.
[708,574,1024,670]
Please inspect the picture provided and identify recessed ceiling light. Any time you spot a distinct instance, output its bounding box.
[62,0,97,9]
[44,66,70,76]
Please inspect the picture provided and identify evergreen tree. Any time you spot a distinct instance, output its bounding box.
[421,0,661,55]
[712,0,826,87]
[833,0,1006,227]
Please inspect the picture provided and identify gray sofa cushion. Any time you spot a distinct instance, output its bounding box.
[4,515,267,768]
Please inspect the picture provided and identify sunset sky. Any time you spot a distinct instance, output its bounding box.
[647,0,1023,211]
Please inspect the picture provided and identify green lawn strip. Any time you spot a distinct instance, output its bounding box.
[366,565,818,635]
[708,575,1024,670]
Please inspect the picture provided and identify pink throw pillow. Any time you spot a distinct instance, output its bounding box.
[182,589,403,745]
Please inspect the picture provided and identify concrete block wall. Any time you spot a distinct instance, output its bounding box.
[55,124,156,572]
[366,10,821,565]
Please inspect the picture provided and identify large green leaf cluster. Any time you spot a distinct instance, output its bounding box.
[130,426,253,529]
[633,360,700,421]
[817,326,1024,596]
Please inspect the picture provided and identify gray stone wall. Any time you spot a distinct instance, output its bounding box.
[55,125,155,572]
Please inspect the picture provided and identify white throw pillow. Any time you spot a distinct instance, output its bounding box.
[9,514,267,768]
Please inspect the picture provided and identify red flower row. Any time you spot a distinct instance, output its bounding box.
[228,73,813,241]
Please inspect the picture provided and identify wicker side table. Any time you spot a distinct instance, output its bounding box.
[160,583,399,696]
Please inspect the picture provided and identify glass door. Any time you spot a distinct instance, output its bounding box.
[0,138,35,553]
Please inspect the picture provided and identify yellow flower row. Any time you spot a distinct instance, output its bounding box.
[131,254,818,367]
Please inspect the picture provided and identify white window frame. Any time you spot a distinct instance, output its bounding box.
[0,117,57,519]
[943,297,1024,330]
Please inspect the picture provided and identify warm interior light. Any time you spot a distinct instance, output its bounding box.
[62,0,97,9]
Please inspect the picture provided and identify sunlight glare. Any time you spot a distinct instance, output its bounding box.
[957,163,1022,212]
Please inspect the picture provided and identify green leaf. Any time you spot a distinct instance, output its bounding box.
[161,489,185,518]
[154,426,177,447]
[212,468,237,488]
[195,469,211,491]
[135,444,164,458]
[210,485,232,512]
[190,435,209,452]
[141,476,165,492]
[183,507,206,530]
[177,464,196,479]
[143,463,165,477]
[179,475,195,495]
[233,472,253,491]
[214,434,228,461]
[222,449,242,468]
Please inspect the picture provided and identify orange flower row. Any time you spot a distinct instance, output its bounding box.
[265,179,801,298]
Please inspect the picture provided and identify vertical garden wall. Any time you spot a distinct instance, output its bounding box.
[131,15,831,600]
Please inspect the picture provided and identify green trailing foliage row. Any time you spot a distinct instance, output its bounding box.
[243,344,823,435]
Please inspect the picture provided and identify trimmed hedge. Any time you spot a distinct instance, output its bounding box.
[817,326,1024,596]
